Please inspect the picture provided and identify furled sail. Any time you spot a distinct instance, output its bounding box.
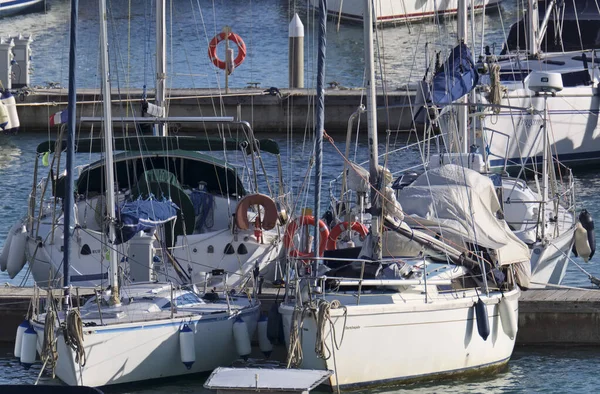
[430,43,479,106]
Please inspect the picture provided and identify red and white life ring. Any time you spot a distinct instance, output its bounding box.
[283,215,329,260]
[208,32,247,70]
[326,221,368,250]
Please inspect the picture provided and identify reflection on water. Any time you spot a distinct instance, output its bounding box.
[0,138,21,170]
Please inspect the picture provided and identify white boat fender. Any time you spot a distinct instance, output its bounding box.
[498,295,518,340]
[233,317,251,360]
[7,224,27,279]
[580,209,595,260]
[573,222,592,262]
[0,221,20,271]
[14,319,30,358]
[1,90,20,134]
[20,325,37,369]
[0,100,8,131]
[257,315,273,358]
[179,323,195,370]
[475,298,489,341]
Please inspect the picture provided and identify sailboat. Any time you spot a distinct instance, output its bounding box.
[417,1,589,288]
[473,0,600,171]
[278,0,527,389]
[2,0,287,290]
[20,0,262,387]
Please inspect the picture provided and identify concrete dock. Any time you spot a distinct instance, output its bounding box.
[3,286,600,345]
[13,87,419,134]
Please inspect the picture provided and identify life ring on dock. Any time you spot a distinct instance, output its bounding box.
[326,221,368,250]
[283,216,329,259]
[235,193,279,231]
[208,32,247,70]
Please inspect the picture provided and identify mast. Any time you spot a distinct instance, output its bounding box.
[156,0,166,136]
[99,0,120,305]
[63,0,79,309]
[527,0,540,55]
[312,0,326,276]
[457,0,468,153]
[541,95,549,239]
[364,0,382,260]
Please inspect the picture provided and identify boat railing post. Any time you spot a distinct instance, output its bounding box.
[284,257,291,304]
[203,272,208,295]
[94,289,104,325]
[170,283,174,319]
[224,273,231,314]
[28,156,39,236]
[423,256,428,304]
[357,260,366,305]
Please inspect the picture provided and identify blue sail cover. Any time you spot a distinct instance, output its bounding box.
[115,198,179,245]
[430,43,479,106]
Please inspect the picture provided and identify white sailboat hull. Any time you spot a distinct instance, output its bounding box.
[280,288,519,389]
[310,0,501,24]
[529,228,576,288]
[32,305,259,387]
[23,197,282,289]
[483,86,600,169]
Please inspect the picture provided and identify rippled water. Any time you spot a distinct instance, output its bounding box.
[2,0,600,391]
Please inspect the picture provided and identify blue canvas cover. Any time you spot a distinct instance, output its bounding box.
[115,198,179,245]
[430,43,479,106]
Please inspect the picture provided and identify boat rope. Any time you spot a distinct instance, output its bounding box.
[549,242,600,287]
[64,309,86,367]
[488,63,505,114]
[40,307,58,379]
[285,305,305,368]
[315,299,346,360]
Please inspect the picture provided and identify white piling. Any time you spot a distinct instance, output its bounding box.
[289,13,304,88]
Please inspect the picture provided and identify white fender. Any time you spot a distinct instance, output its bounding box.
[14,320,29,358]
[0,222,20,271]
[179,324,195,370]
[233,317,251,359]
[20,325,37,369]
[0,100,8,130]
[498,295,518,340]
[7,224,27,279]
[1,92,20,133]
[574,222,592,262]
[257,315,273,357]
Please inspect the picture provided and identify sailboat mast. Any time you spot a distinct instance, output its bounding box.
[457,0,468,153]
[99,0,120,304]
[364,0,382,260]
[527,0,540,55]
[156,0,166,136]
[313,0,326,275]
[63,0,79,309]
[541,96,548,238]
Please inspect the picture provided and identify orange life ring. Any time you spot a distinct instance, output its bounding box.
[326,221,369,250]
[283,215,329,259]
[235,193,278,231]
[208,32,247,70]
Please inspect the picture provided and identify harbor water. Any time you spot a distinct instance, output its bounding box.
[2,0,600,392]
